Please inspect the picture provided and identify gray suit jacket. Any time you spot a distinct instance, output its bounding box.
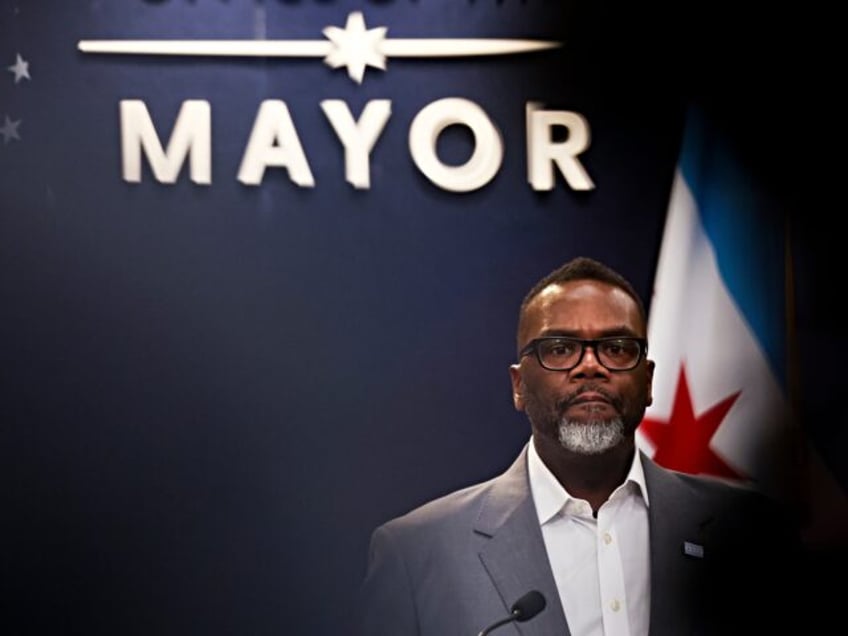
[360,444,801,636]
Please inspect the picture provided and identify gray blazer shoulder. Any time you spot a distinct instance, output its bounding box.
[359,446,568,636]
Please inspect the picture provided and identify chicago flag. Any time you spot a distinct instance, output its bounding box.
[637,105,798,503]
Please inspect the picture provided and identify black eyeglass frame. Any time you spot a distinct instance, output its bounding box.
[518,336,648,372]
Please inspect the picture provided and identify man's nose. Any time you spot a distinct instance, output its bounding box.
[571,344,610,377]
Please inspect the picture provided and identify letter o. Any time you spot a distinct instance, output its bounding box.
[408,98,503,193]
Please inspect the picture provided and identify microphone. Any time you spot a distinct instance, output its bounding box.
[477,590,546,636]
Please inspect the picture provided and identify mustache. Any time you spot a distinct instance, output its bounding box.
[557,385,621,411]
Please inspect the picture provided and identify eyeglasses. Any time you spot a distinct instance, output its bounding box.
[519,336,647,372]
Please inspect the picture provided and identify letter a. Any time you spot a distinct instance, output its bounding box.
[238,100,315,187]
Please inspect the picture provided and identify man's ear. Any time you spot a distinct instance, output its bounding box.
[645,358,655,407]
[509,364,525,411]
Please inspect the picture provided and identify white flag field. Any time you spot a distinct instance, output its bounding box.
[637,106,848,545]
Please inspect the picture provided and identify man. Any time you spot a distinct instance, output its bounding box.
[360,256,802,636]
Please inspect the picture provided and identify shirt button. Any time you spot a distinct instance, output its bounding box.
[603,532,613,545]
[610,599,621,612]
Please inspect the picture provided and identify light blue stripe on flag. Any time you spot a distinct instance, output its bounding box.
[678,108,787,391]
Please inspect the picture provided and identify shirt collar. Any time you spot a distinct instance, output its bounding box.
[527,435,650,525]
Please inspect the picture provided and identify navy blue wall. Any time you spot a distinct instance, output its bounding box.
[1,2,840,634]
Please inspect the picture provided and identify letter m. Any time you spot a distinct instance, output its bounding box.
[120,100,211,184]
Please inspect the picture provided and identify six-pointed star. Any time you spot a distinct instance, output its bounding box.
[323,11,387,84]
[640,365,745,480]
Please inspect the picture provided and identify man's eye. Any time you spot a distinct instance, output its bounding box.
[548,342,576,356]
[601,340,637,358]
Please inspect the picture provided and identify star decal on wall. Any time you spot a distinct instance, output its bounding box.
[640,365,745,480]
[0,115,21,144]
[322,11,388,83]
[7,52,30,83]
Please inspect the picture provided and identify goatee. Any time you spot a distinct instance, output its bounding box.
[558,416,625,455]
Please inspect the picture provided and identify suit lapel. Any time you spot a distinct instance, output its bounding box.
[642,454,714,636]
[474,445,571,636]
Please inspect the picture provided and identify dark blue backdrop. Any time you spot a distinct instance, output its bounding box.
[1,1,842,635]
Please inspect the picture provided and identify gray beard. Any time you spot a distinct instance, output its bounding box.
[558,416,625,455]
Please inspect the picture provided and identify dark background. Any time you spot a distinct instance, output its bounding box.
[1,1,842,634]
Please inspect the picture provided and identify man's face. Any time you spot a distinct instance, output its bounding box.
[509,280,654,454]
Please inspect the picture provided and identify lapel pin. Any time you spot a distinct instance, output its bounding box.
[683,541,704,559]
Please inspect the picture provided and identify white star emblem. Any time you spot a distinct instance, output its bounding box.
[0,115,22,144]
[322,12,387,84]
[7,53,30,83]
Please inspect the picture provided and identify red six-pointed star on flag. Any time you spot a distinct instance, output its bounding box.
[640,365,745,480]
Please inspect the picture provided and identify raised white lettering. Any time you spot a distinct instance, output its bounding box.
[120,99,211,184]
[116,98,596,192]
[408,97,503,193]
[321,99,392,190]
[526,102,594,191]
[237,100,315,187]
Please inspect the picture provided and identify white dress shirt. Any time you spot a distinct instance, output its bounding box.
[527,438,651,636]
